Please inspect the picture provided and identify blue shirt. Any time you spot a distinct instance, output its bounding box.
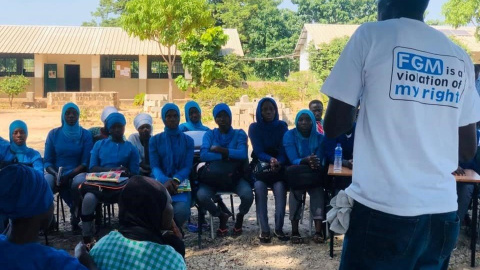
[0,139,11,161]
[0,235,87,270]
[44,127,93,175]
[283,129,325,165]
[248,121,288,164]
[149,132,194,202]
[4,147,44,175]
[324,124,355,164]
[179,123,210,132]
[459,129,480,171]
[90,138,140,175]
[200,129,248,162]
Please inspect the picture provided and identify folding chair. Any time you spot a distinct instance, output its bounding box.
[55,194,66,231]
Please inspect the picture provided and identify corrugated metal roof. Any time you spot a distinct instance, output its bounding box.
[294,23,480,54]
[0,25,244,56]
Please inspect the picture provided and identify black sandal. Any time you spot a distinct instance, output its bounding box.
[259,232,272,243]
[216,228,229,237]
[274,230,290,241]
[312,232,325,244]
[232,227,243,237]
[290,233,304,244]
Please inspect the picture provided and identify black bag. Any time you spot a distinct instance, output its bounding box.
[80,180,128,204]
[251,161,284,185]
[285,165,324,190]
[198,160,243,191]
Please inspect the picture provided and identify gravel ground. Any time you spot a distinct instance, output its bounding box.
[44,193,479,270]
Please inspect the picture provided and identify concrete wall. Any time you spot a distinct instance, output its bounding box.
[45,55,92,78]
[0,77,35,99]
[99,78,139,99]
[299,35,313,71]
[147,79,186,100]
[47,92,119,110]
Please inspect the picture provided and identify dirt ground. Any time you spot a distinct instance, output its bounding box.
[0,104,479,270]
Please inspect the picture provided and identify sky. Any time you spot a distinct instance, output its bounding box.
[0,0,449,26]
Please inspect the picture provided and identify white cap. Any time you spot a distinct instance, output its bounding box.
[100,106,118,123]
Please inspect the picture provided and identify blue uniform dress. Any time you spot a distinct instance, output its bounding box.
[0,235,87,270]
[248,97,288,233]
[149,130,194,227]
[179,101,210,132]
[196,103,254,218]
[89,138,140,175]
[283,109,326,221]
[324,123,356,164]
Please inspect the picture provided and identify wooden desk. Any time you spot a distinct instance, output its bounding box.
[327,165,480,267]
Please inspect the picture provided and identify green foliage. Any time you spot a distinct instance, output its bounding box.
[0,75,30,107]
[82,0,128,27]
[213,0,302,81]
[133,92,145,106]
[121,0,213,101]
[308,36,350,83]
[443,0,480,40]
[292,0,377,24]
[285,71,321,102]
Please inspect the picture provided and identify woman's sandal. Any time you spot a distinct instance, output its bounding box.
[259,232,272,243]
[274,230,290,242]
[312,232,325,244]
[216,228,229,237]
[290,233,304,244]
[232,227,243,237]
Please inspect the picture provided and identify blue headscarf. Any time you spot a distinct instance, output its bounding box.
[9,120,28,161]
[294,109,319,158]
[105,112,127,132]
[212,103,235,148]
[183,101,209,131]
[61,102,82,142]
[256,97,281,131]
[0,164,53,219]
[161,103,186,176]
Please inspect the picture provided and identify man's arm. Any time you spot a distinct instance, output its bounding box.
[324,98,357,139]
[459,123,477,163]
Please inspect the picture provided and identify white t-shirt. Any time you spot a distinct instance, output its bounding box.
[322,18,480,216]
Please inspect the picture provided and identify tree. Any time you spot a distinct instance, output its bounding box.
[292,0,377,24]
[308,36,350,83]
[443,0,480,39]
[0,75,30,107]
[121,0,213,102]
[82,0,129,27]
[286,71,322,103]
[213,0,302,81]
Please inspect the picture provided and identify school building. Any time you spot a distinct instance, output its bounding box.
[0,25,243,100]
[294,24,480,71]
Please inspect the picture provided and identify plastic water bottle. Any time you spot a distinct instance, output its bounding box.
[334,143,342,173]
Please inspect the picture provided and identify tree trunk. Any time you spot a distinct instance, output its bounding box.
[167,63,173,102]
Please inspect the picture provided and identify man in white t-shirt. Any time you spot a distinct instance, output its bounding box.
[322,0,480,269]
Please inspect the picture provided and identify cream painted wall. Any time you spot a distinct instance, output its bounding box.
[100,78,139,99]
[299,34,313,71]
[44,55,92,78]
[147,79,186,100]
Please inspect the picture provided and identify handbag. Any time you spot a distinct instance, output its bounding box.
[251,161,283,185]
[285,164,324,190]
[198,160,243,191]
[80,179,128,204]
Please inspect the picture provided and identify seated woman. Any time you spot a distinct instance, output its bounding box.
[89,175,186,270]
[150,104,194,229]
[88,106,118,143]
[283,109,326,244]
[248,98,289,243]
[179,101,210,132]
[197,103,254,237]
[128,113,153,176]
[0,164,97,270]
[4,120,43,175]
[44,102,93,231]
[81,112,140,244]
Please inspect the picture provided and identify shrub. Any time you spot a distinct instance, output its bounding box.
[0,75,30,107]
[133,92,145,106]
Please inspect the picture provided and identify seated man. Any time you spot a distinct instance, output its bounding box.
[81,112,140,244]
[309,100,324,134]
[149,104,194,229]
[128,113,153,176]
[0,164,97,270]
[196,103,254,237]
[89,175,186,270]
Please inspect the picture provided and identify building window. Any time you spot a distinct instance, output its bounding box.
[0,54,34,77]
[101,55,139,78]
[22,59,34,77]
[148,56,184,79]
